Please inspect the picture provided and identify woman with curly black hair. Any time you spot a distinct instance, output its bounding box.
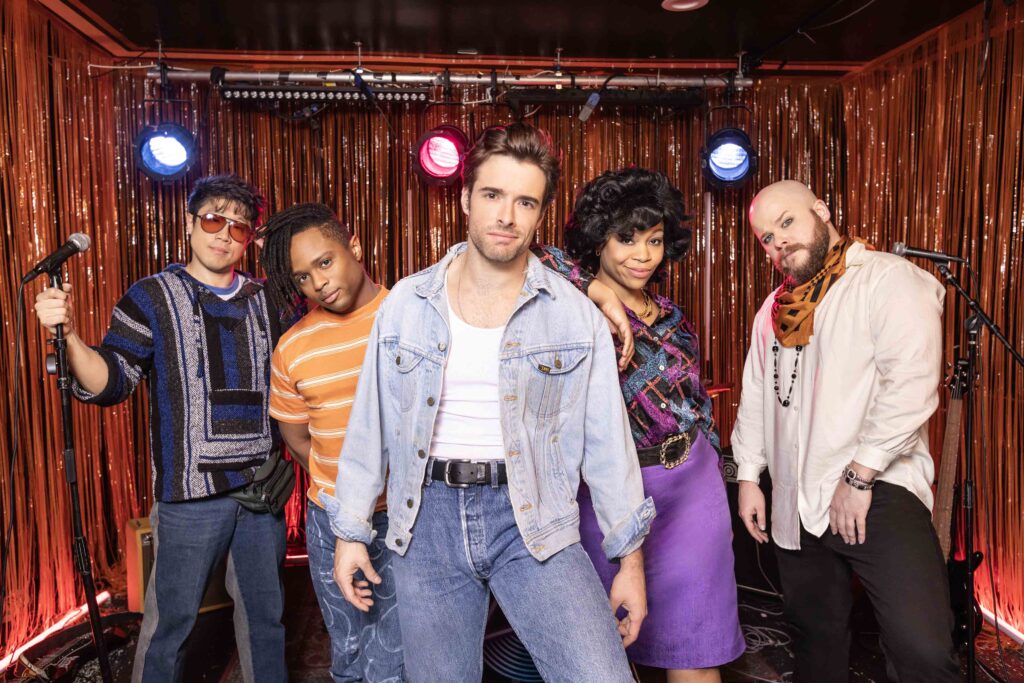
[536,167,744,681]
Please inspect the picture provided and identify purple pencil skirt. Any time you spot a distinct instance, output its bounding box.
[578,431,746,670]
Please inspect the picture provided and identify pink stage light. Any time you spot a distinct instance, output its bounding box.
[413,125,469,187]
[0,591,111,673]
[420,136,461,178]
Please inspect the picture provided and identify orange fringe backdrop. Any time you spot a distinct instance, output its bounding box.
[841,3,1024,632]
[1,0,1021,652]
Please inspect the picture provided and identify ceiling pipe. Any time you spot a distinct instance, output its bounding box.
[147,67,753,89]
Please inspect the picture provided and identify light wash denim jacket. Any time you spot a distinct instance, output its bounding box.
[321,243,655,561]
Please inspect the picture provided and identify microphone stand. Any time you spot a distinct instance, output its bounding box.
[934,261,1024,683]
[44,270,113,683]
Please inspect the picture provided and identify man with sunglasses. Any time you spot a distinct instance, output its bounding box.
[33,175,289,682]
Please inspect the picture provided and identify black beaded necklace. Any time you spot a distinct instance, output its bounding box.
[771,341,803,408]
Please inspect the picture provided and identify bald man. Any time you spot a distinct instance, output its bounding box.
[730,181,960,682]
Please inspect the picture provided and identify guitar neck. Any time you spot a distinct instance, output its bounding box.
[932,396,963,559]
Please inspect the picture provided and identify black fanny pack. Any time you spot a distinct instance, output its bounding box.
[228,447,296,515]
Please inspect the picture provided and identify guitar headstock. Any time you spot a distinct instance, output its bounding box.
[944,358,970,400]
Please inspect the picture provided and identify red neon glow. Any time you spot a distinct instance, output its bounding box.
[0,591,111,673]
[418,135,461,178]
[979,603,1024,644]
[284,551,309,567]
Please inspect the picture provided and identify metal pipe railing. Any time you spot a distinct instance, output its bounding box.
[147,67,753,89]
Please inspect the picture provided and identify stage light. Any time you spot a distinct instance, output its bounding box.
[701,127,758,189]
[134,123,197,182]
[662,0,710,10]
[413,125,469,187]
[222,85,432,103]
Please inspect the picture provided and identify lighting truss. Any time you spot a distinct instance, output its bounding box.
[220,85,431,102]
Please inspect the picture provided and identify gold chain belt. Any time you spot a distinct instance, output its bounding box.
[635,429,694,469]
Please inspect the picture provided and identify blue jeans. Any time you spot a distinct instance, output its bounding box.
[132,496,287,683]
[391,481,633,683]
[306,501,404,682]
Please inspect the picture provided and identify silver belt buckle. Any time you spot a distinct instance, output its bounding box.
[443,459,479,488]
[659,432,691,469]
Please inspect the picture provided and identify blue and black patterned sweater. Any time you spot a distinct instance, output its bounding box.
[73,264,279,502]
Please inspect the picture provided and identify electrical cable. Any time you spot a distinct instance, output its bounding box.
[808,0,882,30]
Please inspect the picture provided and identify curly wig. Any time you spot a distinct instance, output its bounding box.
[564,167,692,281]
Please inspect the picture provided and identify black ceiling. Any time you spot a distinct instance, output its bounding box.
[75,0,980,66]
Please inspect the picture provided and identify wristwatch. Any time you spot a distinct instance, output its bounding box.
[843,465,875,491]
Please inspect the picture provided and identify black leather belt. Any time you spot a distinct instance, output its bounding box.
[636,427,698,469]
[427,458,508,487]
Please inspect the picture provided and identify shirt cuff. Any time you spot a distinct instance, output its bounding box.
[736,463,766,483]
[852,443,897,474]
[600,496,656,561]
[318,491,377,544]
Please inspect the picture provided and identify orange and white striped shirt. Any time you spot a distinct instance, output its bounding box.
[270,287,388,511]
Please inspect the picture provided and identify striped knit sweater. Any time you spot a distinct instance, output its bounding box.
[73,264,278,502]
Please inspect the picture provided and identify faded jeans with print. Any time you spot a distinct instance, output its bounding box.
[306,501,404,682]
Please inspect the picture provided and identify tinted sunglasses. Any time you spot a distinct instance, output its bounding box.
[193,212,254,243]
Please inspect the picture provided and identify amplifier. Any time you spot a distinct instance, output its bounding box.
[722,449,783,597]
[125,517,233,614]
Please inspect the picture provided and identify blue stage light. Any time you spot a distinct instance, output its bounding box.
[134,123,197,181]
[701,127,758,189]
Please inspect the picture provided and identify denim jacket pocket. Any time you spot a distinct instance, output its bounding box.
[382,338,428,413]
[523,344,590,418]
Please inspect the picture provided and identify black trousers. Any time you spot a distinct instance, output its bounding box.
[773,481,960,683]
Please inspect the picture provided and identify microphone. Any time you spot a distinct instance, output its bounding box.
[578,91,601,122]
[891,242,966,264]
[353,72,376,102]
[22,233,91,283]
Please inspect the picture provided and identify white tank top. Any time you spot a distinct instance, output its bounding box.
[429,280,506,462]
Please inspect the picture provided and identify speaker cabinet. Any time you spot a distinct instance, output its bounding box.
[722,448,783,597]
[126,517,233,614]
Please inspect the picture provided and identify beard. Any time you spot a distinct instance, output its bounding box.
[467,228,528,263]
[782,211,832,286]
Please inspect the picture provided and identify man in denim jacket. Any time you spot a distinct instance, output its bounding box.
[323,124,655,682]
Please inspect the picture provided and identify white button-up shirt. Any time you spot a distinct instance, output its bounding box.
[731,242,945,550]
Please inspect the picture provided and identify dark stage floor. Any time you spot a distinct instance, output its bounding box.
[9,564,1024,682]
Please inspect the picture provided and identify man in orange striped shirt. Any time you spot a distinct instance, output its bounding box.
[260,204,402,682]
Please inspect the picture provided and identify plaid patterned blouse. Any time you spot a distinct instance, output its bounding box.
[534,245,720,451]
